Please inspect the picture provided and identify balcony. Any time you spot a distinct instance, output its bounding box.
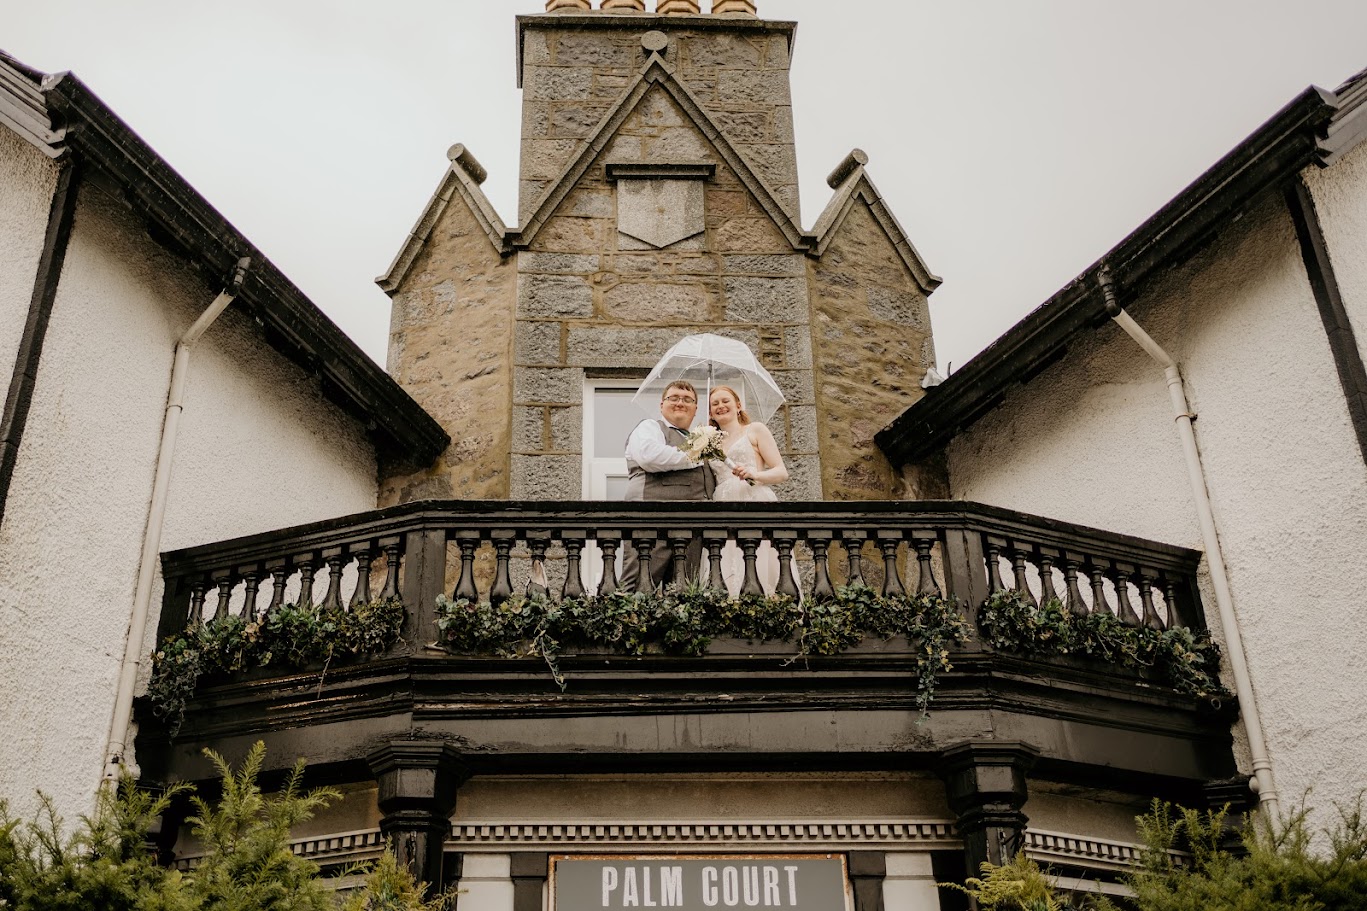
[136,500,1233,798]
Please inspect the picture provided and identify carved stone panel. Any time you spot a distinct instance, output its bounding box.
[616,178,706,250]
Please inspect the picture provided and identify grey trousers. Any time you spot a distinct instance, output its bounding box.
[619,536,703,592]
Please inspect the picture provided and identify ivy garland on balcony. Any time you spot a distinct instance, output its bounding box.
[432,583,971,714]
[977,588,1231,704]
[146,597,405,735]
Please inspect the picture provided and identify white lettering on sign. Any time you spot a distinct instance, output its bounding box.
[597,863,810,907]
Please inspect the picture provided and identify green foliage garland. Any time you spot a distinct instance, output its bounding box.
[434,583,970,714]
[147,599,405,736]
[978,589,1230,704]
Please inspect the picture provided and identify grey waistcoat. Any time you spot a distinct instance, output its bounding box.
[624,419,716,501]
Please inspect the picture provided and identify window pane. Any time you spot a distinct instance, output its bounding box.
[593,388,644,458]
[605,474,630,502]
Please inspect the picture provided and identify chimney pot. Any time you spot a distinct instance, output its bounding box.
[602,0,646,8]
[656,0,700,14]
[711,0,757,14]
[545,0,591,11]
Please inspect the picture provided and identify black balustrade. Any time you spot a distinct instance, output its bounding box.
[157,500,1206,660]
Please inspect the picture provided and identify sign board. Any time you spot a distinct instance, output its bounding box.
[550,854,851,910]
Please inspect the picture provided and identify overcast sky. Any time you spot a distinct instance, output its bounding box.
[8,1,1367,372]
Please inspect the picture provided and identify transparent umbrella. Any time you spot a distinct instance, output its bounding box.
[632,333,786,427]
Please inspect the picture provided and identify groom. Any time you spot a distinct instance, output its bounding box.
[621,379,715,590]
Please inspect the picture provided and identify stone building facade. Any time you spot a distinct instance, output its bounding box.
[379,3,940,505]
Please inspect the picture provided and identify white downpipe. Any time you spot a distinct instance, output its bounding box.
[102,259,250,783]
[1102,274,1279,818]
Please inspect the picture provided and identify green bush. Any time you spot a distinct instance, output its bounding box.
[0,744,453,910]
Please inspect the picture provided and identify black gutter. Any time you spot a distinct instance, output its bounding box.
[0,157,80,525]
[877,86,1339,466]
[39,73,450,467]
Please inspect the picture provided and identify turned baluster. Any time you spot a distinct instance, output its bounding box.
[1062,553,1088,619]
[984,537,1006,593]
[842,532,867,586]
[320,547,346,611]
[489,531,516,605]
[349,546,373,608]
[294,554,317,610]
[187,579,209,629]
[452,532,480,602]
[265,560,289,615]
[1037,549,1059,606]
[560,531,586,600]
[526,534,550,599]
[1137,569,1164,630]
[773,531,799,599]
[1112,563,1140,626]
[1162,575,1183,630]
[737,531,764,597]
[1009,543,1036,606]
[808,531,835,601]
[877,531,905,598]
[667,529,691,585]
[212,573,233,622]
[703,530,728,593]
[1088,561,1112,615]
[631,532,657,594]
[239,566,261,621]
[378,537,402,600]
[912,531,941,596]
[597,535,620,596]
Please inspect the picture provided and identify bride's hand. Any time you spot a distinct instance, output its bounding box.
[732,464,753,481]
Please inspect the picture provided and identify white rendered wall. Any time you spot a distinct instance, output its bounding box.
[0,179,378,824]
[1305,139,1367,381]
[0,129,59,399]
[947,192,1367,833]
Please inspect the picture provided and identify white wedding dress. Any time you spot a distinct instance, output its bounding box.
[711,429,791,597]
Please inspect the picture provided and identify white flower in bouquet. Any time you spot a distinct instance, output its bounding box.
[679,425,726,463]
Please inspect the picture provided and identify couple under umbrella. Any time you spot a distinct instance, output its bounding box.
[622,333,793,595]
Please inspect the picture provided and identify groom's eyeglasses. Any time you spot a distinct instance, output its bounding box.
[662,395,697,405]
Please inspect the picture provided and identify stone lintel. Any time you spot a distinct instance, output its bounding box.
[606,161,717,180]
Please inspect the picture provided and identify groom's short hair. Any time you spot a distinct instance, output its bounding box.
[662,380,697,401]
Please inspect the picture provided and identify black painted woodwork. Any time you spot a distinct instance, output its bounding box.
[367,741,469,893]
[940,742,1039,877]
[510,852,549,911]
[847,851,887,911]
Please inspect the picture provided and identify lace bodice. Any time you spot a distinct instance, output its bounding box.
[711,430,777,503]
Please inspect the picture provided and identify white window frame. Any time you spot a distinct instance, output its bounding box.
[582,378,643,500]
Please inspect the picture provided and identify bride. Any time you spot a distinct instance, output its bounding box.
[708,385,791,596]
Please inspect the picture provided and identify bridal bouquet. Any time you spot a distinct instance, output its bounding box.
[678,426,755,485]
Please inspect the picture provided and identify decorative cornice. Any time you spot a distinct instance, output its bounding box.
[448,819,959,850]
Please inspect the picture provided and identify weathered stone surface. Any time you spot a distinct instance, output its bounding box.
[519,252,601,274]
[722,254,802,275]
[559,189,614,219]
[787,404,819,452]
[735,142,794,182]
[713,217,790,253]
[782,454,824,500]
[723,276,807,322]
[515,321,562,365]
[603,282,712,322]
[618,231,706,253]
[867,284,930,331]
[708,190,750,217]
[607,253,663,274]
[511,454,583,500]
[522,102,550,137]
[767,368,815,405]
[617,178,705,249]
[715,110,771,142]
[517,273,594,318]
[773,105,795,143]
[675,255,721,274]
[514,405,547,453]
[550,103,612,137]
[782,325,813,368]
[524,32,551,66]
[680,33,763,70]
[549,405,583,451]
[514,367,586,404]
[766,35,791,69]
[553,32,636,69]
[524,66,593,102]
[643,127,714,161]
[717,69,790,106]
[524,138,583,180]
[772,184,801,218]
[592,72,634,100]
[567,326,759,367]
[536,216,609,252]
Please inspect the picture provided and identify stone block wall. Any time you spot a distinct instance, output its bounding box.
[511,82,820,500]
[808,203,936,500]
[519,16,799,223]
[381,193,518,505]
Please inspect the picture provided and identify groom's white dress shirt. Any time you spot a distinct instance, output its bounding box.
[624,420,696,473]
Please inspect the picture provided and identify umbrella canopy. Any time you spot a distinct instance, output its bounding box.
[632,333,786,426]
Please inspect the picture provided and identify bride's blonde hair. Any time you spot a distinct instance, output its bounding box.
[708,385,751,427]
